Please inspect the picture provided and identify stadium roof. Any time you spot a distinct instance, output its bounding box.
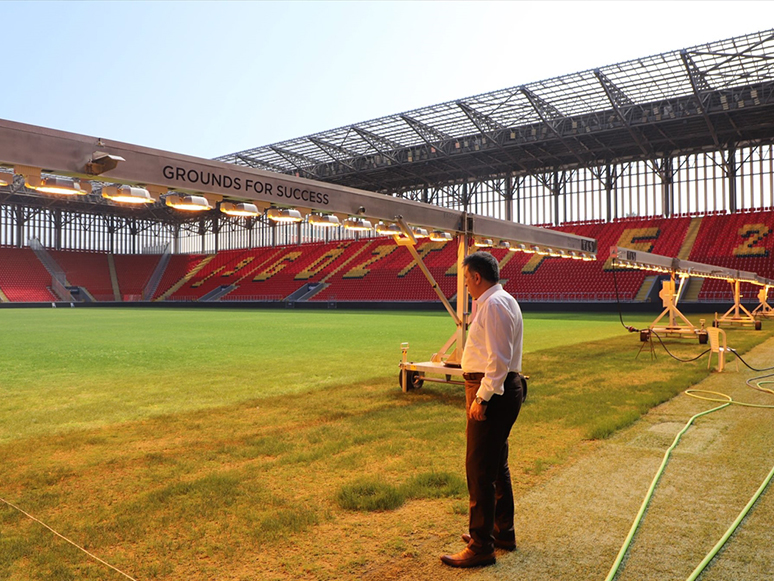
[218,29,774,194]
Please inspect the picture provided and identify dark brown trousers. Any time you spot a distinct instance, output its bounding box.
[463,372,522,554]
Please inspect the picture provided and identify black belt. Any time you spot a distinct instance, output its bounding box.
[463,371,519,381]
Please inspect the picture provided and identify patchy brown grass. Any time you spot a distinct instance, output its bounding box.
[2,325,773,580]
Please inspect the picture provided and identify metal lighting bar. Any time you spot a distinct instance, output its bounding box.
[612,247,772,332]
[0,118,596,255]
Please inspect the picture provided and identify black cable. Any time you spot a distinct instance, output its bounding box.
[731,350,774,372]
[650,330,711,362]
[612,264,640,333]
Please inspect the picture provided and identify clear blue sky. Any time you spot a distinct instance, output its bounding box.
[1,1,769,159]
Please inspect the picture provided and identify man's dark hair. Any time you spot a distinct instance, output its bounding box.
[463,251,499,283]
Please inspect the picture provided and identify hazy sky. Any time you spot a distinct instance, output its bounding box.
[2,1,770,159]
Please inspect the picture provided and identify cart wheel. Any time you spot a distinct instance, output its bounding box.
[756,320,762,330]
[399,370,424,391]
[698,331,708,345]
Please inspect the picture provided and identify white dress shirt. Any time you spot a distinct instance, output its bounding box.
[461,283,523,402]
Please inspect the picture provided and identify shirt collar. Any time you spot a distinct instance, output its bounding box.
[476,283,503,304]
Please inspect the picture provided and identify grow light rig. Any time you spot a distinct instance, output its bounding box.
[612,247,772,339]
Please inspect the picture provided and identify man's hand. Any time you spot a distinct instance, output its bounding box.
[469,401,487,421]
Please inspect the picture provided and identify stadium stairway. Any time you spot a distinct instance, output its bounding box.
[677,216,703,259]
[155,255,214,301]
[635,276,659,302]
[107,254,121,301]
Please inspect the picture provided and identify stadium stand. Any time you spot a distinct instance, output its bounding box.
[688,209,774,302]
[50,250,114,301]
[153,254,210,300]
[0,247,57,302]
[113,254,161,301]
[1,211,773,305]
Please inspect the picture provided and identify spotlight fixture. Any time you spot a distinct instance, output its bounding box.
[343,217,372,231]
[26,175,91,196]
[165,194,212,211]
[376,221,401,235]
[102,185,154,205]
[266,207,303,223]
[474,238,493,248]
[581,252,596,261]
[535,246,551,256]
[308,213,340,227]
[220,202,260,217]
[412,227,429,238]
[429,230,453,242]
[498,240,511,250]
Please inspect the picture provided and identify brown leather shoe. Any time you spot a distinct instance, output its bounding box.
[462,533,517,551]
[440,547,496,568]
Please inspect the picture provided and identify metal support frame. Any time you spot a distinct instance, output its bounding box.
[752,285,774,319]
[647,273,706,342]
[715,279,761,329]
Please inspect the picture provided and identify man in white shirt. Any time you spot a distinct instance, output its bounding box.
[441,251,523,568]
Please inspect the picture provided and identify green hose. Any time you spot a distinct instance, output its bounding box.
[603,400,730,581]
[605,386,774,580]
[685,462,774,581]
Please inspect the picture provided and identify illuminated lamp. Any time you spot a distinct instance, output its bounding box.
[549,248,564,257]
[581,253,596,261]
[376,221,401,235]
[308,213,340,227]
[0,171,12,187]
[343,217,372,231]
[498,241,511,250]
[569,251,583,260]
[522,245,537,254]
[412,227,429,238]
[474,238,493,248]
[102,185,153,205]
[430,230,453,242]
[220,202,260,217]
[165,194,212,211]
[535,247,551,256]
[267,207,303,223]
[27,175,91,195]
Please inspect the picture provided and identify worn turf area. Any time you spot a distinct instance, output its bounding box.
[1,308,772,580]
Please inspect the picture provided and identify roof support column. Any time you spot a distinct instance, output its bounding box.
[551,170,567,226]
[213,214,220,254]
[199,216,207,254]
[173,223,180,255]
[14,206,23,248]
[727,144,738,213]
[108,215,115,254]
[53,208,62,251]
[605,165,617,222]
[130,219,138,254]
[660,156,674,218]
[505,176,513,222]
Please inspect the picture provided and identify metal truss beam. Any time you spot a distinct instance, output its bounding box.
[520,86,593,167]
[308,137,358,171]
[236,153,288,175]
[269,146,321,179]
[680,50,720,148]
[351,127,402,164]
[400,114,452,155]
[593,69,653,158]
